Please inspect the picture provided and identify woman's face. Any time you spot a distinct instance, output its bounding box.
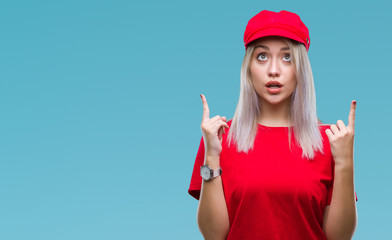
[249,36,297,107]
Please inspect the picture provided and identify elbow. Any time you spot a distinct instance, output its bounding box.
[324,208,358,240]
[325,234,354,240]
[198,224,229,240]
[196,210,230,240]
[324,222,357,240]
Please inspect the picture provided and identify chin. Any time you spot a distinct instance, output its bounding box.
[262,97,290,106]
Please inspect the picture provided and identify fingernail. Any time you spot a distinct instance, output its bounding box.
[353,100,357,105]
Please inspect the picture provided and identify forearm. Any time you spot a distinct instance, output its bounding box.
[324,161,358,240]
[197,155,230,240]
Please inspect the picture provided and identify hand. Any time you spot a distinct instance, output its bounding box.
[200,94,230,158]
[325,100,357,168]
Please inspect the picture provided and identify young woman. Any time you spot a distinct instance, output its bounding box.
[188,10,358,240]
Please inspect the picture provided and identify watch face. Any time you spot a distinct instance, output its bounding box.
[201,166,211,180]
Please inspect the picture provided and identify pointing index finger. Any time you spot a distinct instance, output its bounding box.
[200,94,210,121]
[348,100,356,130]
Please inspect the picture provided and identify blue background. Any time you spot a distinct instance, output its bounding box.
[0,0,390,239]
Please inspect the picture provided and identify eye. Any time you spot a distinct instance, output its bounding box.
[283,53,291,62]
[257,53,268,61]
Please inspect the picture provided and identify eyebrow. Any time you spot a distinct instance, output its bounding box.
[255,45,290,51]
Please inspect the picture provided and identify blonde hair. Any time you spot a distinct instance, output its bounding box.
[227,37,324,160]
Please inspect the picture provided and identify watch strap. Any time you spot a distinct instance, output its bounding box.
[211,167,222,178]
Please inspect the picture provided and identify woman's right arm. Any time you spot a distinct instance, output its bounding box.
[197,94,230,240]
[197,154,230,240]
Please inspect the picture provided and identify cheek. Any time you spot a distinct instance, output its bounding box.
[250,73,266,93]
[250,64,266,84]
[289,79,297,95]
[287,69,297,86]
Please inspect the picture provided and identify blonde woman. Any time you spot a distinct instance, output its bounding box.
[188,10,358,240]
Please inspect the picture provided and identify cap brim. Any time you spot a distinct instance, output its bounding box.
[245,28,307,50]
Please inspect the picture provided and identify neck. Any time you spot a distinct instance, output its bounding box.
[258,99,292,127]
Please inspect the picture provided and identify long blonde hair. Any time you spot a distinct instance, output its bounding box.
[227,38,324,160]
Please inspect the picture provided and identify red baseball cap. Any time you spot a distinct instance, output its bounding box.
[243,10,310,51]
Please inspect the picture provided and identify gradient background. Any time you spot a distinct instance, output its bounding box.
[0,0,390,239]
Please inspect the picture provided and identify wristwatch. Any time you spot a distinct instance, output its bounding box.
[200,164,222,181]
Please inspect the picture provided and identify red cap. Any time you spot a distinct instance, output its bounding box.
[244,10,310,51]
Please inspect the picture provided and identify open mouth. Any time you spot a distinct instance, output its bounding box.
[267,84,282,88]
[265,81,283,93]
[266,81,283,88]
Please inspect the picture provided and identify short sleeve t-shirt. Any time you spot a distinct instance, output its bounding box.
[188,120,358,240]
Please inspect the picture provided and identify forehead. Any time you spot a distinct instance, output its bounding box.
[253,36,289,49]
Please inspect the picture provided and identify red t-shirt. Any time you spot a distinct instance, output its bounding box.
[188,120,358,239]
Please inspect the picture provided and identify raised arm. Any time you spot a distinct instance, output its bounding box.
[197,94,230,240]
[323,100,358,239]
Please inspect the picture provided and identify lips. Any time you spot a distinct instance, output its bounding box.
[265,81,283,87]
[265,80,283,94]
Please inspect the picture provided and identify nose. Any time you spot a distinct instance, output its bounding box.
[268,58,280,78]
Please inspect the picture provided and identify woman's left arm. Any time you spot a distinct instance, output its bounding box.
[323,100,358,240]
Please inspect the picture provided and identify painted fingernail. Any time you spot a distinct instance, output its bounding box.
[353,100,357,105]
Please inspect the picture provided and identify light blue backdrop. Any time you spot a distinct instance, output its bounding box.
[0,0,390,239]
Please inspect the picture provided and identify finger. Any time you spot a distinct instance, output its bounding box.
[336,120,347,132]
[219,116,228,131]
[202,116,220,131]
[218,127,223,140]
[208,115,223,125]
[210,115,226,122]
[221,116,230,130]
[211,120,223,140]
[207,115,228,128]
[200,94,210,122]
[212,119,227,134]
[325,128,333,139]
[218,116,230,129]
[330,124,339,135]
[220,119,228,135]
[348,100,356,130]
